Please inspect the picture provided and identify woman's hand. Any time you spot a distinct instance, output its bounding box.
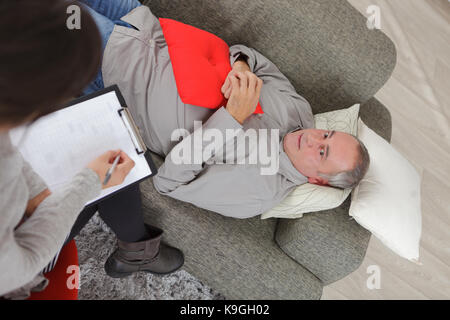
[88,150,135,189]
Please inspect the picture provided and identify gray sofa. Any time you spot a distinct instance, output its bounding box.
[139,0,396,299]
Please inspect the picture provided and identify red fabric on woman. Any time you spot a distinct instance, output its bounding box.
[28,240,79,300]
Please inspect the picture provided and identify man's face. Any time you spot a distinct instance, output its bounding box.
[283,128,359,185]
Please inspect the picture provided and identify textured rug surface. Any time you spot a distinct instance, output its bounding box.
[74,214,225,300]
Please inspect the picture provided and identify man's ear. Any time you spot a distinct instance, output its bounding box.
[308,176,329,186]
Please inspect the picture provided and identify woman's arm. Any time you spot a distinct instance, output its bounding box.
[0,148,134,296]
[0,167,101,296]
[21,160,48,200]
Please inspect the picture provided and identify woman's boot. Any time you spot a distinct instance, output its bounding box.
[104,224,184,278]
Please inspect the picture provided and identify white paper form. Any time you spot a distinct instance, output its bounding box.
[10,91,152,205]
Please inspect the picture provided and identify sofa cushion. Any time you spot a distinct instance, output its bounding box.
[159,18,263,113]
[140,165,323,299]
[145,0,397,114]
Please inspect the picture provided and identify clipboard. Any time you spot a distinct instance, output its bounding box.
[66,85,159,179]
[10,85,158,208]
[69,85,158,207]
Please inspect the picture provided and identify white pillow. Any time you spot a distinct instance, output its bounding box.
[261,104,359,219]
[349,119,422,262]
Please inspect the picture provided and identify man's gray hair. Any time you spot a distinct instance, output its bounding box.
[319,135,370,189]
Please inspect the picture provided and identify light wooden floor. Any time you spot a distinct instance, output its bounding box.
[321,0,450,300]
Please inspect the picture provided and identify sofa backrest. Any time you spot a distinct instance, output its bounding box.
[144,0,396,114]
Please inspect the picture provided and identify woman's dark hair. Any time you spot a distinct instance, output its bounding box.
[0,0,102,126]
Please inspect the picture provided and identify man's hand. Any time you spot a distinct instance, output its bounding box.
[221,60,252,99]
[225,71,263,125]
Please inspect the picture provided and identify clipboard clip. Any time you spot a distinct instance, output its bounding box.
[118,108,147,155]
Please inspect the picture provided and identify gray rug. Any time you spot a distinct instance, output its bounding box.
[74,214,225,300]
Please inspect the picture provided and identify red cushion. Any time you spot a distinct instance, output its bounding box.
[159,18,263,114]
[28,240,79,300]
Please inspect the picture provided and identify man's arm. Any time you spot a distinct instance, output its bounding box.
[154,72,262,201]
[153,106,242,194]
[152,107,263,218]
[229,45,296,91]
[228,45,315,131]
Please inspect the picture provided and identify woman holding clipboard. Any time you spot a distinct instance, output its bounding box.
[0,0,183,299]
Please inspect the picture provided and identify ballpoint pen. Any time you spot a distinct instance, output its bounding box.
[102,154,121,186]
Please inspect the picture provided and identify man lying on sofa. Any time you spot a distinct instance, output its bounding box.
[83,0,370,218]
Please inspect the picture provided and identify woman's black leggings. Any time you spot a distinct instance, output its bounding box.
[43,183,150,273]
[64,183,150,245]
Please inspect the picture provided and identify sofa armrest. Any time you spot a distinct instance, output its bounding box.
[275,197,371,285]
[359,97,392,143]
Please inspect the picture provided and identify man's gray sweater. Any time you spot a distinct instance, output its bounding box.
[102,6,315,219]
